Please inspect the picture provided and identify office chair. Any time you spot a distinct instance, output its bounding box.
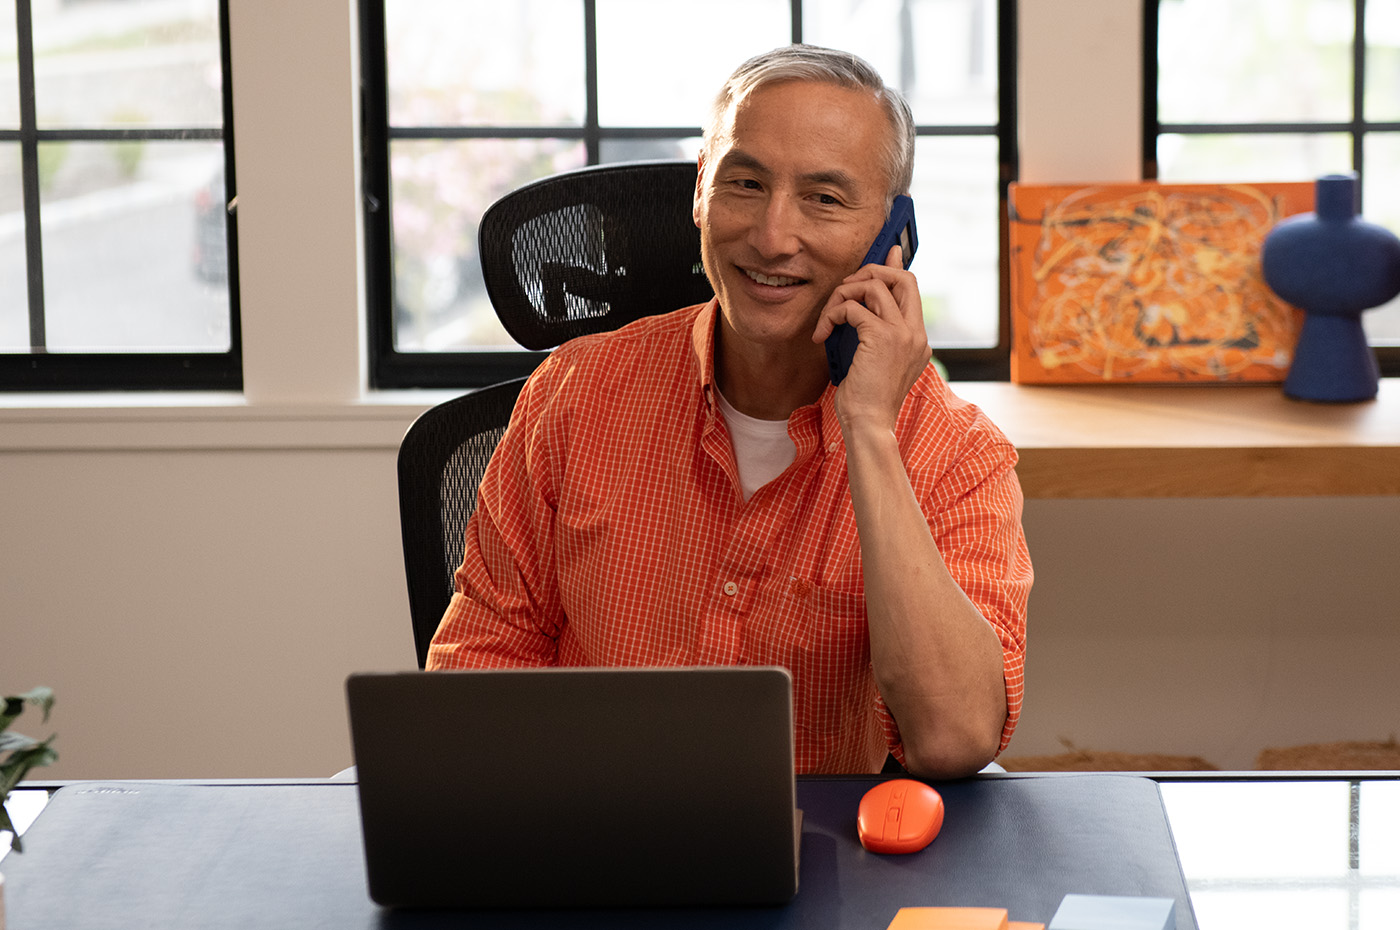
[397,160,714,668]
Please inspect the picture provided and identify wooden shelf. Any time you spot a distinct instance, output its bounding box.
[954,379,1400,498]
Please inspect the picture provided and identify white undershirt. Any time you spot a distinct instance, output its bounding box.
[714,387,798,501]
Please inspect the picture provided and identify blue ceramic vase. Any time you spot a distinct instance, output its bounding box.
[1261,173,1400,402]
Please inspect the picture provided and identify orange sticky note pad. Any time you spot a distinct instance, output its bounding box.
[886,908,1045,930]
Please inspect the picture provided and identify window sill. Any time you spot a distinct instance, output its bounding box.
[957,378,1400,498]
[5,382,1399,499]
[0,391,452,452]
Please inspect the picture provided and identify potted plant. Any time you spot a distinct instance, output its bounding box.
[1,687,57,925]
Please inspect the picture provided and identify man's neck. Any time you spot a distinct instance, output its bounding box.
[714,327,829,421]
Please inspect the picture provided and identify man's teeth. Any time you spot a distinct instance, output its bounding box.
[747,270,800,287]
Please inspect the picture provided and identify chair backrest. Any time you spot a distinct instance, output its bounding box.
[397,378,527,669]
[478,159,714,350]
[397,160,713,667]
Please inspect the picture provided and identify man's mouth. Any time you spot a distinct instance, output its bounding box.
[744,269,804,287]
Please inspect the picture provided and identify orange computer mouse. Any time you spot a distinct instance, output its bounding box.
[856,778,945,854]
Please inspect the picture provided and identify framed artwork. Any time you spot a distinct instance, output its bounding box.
[1008,181,1315,384]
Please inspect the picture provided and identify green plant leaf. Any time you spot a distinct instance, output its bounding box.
[1,687,54,734]
[1,687,57,854]
[0,731,41,752]
[1,736,59,796]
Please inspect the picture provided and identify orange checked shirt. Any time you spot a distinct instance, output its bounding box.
[427,300,1032,774]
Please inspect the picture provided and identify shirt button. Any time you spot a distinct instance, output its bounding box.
[827,441,839,453]
[723,581,738,596]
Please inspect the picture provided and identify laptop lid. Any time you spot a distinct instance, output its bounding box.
[345,666,799,909]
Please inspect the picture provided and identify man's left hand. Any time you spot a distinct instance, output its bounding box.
[811,245,933,430]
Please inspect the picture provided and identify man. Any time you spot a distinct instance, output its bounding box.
[428,44,1032,779]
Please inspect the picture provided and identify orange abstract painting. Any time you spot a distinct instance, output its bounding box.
[1008,181,1315,384]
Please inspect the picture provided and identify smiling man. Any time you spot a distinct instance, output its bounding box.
[427,44,1032,779]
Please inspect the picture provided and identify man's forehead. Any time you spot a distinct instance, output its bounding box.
[709,83,889,197]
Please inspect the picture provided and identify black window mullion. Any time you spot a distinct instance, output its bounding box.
[1142,0,1159,179]
[360,0,395,389]
[216,0,241,370]
[1353,0,1367,195]
[584,0,600,164]
[14,0,45,351]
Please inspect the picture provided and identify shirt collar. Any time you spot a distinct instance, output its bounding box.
[690,298,844,452]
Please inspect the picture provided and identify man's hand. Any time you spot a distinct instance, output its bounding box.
[811,244,933,431]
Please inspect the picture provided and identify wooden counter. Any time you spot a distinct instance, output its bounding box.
[954,379,1400,498]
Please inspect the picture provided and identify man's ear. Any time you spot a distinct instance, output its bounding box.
[693,152,706,229]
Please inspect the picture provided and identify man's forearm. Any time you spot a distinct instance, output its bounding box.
[843,423,1008,779]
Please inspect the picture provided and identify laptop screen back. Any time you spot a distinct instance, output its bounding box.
[346,666,799,909]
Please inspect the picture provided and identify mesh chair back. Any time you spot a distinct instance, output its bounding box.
[399,161,712,667]
[397,378,527,668]
[478,160,714,350]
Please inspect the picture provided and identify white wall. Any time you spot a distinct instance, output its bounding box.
[2,0,1396,778]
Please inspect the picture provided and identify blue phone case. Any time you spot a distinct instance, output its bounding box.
[825,195,919,385]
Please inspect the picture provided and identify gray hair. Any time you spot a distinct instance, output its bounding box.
[702,44,916,202]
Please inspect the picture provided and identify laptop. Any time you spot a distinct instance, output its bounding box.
[345,666,800,909]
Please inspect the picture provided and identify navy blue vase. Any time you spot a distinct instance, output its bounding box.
[1261,173,1400,402]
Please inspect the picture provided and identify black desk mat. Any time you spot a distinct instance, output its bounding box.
[3,774,1196,929]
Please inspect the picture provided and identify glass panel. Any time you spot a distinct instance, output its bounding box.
[39,140,230,351]
[0,789,49,864]
[910,135,999,349]
[595,0,788,128]
[31,0,223,129]
[598,136,700,165]
[1362,133,1400,344]
[1362,890,1400,930]
[387,0,585,128]
[1156,132,1352,183]
[1188,887,1351,930]
[0,142,26,349]
[806,0,998,126]
[1161,781,1351,879]
[0,0,18,128]
[391,138,586,351]
[1161,781,1353,930]
[1158,0,1353,125]
[1365,0,1400,122]
[1360,781,1400,876]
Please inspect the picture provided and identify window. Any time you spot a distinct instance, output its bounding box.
[0,0,238,391]
[1146,0,1400,374]
[363,0,1016,389]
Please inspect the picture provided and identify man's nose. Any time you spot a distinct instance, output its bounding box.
[748,196,801,258]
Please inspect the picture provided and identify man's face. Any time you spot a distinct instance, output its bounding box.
[693,80,893,359]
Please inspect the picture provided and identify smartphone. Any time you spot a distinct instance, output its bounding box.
[824,194,919,385]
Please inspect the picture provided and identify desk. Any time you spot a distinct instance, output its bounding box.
[1,774,1196,930]
[10,773,1398,929]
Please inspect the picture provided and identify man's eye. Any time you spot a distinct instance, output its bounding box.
[817,193,841,205]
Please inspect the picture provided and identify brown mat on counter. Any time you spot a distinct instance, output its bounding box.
[1256,738,1400,770]
[1000,749,1219,772]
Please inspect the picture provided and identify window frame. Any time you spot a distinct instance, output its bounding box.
[362,0,1019,389]
[0,0,242,392]
[1143,0,1400,377]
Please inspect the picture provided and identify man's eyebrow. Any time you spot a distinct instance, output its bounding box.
[715,151,863,193]
[715,150,769,175]
[799,168,861,192]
